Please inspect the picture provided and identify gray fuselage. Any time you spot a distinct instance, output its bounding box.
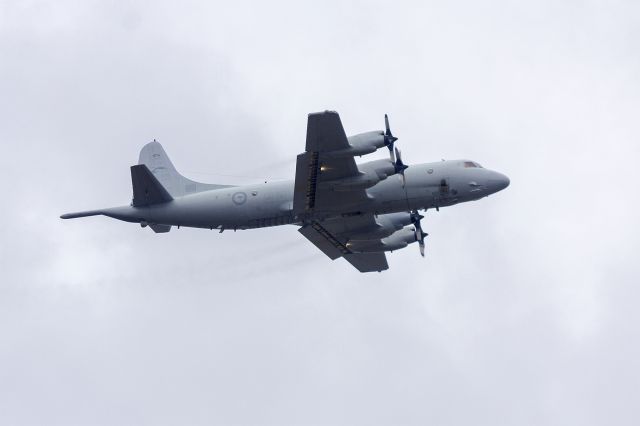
[100,159,509,231]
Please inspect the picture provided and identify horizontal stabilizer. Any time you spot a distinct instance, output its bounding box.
[131,164,173,207]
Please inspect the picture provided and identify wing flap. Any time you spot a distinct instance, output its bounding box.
[293,152,320,215]
[298,213,389,273]
[298,223,349,260]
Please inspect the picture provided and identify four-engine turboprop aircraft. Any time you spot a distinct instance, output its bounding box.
[61,111,509,272]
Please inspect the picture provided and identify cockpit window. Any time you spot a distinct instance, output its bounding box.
[463,161,483,168]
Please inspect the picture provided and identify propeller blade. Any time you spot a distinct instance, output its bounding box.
[384,114,398,162]
[413,219,423,242]
[394,147,408,186]
[410,210,428,257]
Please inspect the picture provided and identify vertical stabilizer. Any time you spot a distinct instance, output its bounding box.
[138,141,233,198]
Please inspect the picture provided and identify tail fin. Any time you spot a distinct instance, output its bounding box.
[138,141,233,197]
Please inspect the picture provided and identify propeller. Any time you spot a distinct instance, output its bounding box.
[394,147,408,186]
[384,114,398,161]
[410,210,428,257]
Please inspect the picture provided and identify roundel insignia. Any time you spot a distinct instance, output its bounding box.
[232,192,247,205]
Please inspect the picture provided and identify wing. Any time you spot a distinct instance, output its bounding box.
[293,111,370,220]
[298,213,389,273]
[343,253,388,273]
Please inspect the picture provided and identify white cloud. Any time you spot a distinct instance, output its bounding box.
[1,1,639,425]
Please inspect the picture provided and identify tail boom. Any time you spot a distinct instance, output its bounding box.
[60,206,143,223]
[60,210,105,219]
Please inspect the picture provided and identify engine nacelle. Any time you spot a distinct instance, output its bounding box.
[380,226,418,251]
[357,158,396,179]
[347,212,413,240]
[346,226,417,253]
[322,158,397,192]
[377,212,413,233]
[348,131,386,155]
[326,131,386,157]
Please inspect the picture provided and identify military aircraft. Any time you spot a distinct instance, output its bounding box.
[61,111,509,272]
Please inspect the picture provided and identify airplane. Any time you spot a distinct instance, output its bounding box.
[61,111,509,272]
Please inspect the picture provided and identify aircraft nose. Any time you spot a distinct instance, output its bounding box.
[488,172,510,193]
[494,172,510,191]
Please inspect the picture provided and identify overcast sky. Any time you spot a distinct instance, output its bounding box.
[1,1,639,425]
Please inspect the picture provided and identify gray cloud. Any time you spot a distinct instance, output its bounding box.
[1,0,639,425]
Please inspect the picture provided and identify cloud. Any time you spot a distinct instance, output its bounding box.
[1,1,639,425]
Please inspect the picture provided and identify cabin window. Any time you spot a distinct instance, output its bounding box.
[463,161,483,168]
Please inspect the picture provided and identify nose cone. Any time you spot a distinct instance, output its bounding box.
[490,172,510,193]
[498,173,510,190]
